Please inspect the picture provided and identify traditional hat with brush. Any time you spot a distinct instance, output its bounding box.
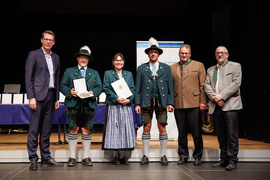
[74,45,94,61]
[144,37,163,55]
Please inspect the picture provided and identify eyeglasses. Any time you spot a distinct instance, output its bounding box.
[43,38,54,42]
[215,52,228,55]
[114,59,124,62]
[180,52,190,55]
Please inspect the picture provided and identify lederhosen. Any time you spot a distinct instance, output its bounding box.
[141,75,167,125]
[66,99,94,131]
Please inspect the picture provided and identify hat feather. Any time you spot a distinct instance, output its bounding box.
[148,37,159,47]
[80,45,91,55]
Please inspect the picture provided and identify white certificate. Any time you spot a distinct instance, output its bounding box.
[111,78,132,99]
[2,94,12,104]
[13,94,23,104]
[73,78,94,99]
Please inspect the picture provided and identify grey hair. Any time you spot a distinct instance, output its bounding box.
[179,44,191,53]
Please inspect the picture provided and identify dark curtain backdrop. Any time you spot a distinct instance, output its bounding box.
[1,0,269,142]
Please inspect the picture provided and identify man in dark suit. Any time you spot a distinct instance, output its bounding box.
[135,37,174,166]
[25,30,63,170]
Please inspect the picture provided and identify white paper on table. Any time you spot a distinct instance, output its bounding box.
[99,92,106,103]
[13,94,23,104]
[111,78,132,99]
[24,94,29,104]
[2,94,12,104]
[73,78,94,99]
[59,92,65,103]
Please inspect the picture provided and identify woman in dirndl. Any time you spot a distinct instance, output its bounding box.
[102,53,136,165]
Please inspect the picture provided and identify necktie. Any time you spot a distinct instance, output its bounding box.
[80,67,85,77]
[152,63,157,76]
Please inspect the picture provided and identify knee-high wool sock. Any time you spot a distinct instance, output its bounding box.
[82,134,91,159]
[142,133,151,158]
[159,134,168,157]
[68,134,78,159]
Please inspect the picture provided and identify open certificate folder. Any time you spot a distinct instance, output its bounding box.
[111,78,132,99]
[73,78,94,99]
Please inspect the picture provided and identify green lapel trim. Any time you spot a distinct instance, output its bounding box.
[214,61,229,84]
[214,66,218,85]
[122,70,127,79]
[111,70,119,80]
[144,64,152,78]
[74,68,82,79]
[222,60,229,67]
[179,59,192,66]
[85,68,92,80]
[157,64,165,78]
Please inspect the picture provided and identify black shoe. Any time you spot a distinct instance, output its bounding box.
[140,155,149,165]
[29,161,38,171]
[194,159,201,166]
[67,157,76,167]
[82,157,93,166]
[112,157,120,165]
[119,158,129,165]
[212,160,229,167]
[160,155,169,166]
[41,158,64,167]
[177,157,187,165]
[225,162,237,171]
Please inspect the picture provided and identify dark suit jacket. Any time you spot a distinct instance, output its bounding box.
[102,69,135,105]
[135,62,174,108]
[60,66,102,109]
[25,48,60,101]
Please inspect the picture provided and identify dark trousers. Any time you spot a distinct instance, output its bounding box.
[213,106,239,163]
[174,108,203,160]
[27,89,56,162]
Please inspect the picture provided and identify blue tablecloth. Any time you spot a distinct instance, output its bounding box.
[0,104,141,125]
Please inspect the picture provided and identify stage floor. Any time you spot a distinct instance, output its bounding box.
[1,133,270,163]
[1,162,270,180]
[0,133,270,151]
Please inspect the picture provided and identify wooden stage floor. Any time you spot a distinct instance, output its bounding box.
[1,133,270,151]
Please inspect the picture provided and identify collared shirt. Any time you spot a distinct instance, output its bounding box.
[215,60,228,96]
[42,47,54,88]
[78,65,87,77]
[149,61,159,76]
[179,59,191,66]
[215,64,221,94]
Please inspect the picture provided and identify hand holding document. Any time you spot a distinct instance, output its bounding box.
[111,78,132,99]
[73,78,94,99]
